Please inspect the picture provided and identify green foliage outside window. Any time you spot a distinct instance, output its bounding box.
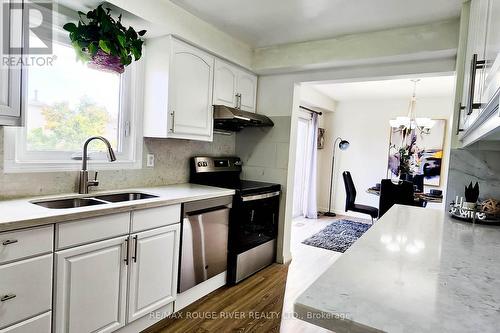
[27,97,115,152]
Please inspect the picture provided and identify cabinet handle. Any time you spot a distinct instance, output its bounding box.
[124,238,129,265]
[235,93,240,109]
[170,111,175,132]
[467,53,486,115]
[237,93,242,109]
[2,239,18,246]
[1,294,16,302]
[456,103,466,135]
[132,235,138,263]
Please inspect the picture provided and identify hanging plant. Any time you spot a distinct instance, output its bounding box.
[63,5,146,74]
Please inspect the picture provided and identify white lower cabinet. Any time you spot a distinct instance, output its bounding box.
[127,224,180,322]
[0,254,53,329]
[53,208,182,333]
[0,312,51,333]
[54,236,129,333]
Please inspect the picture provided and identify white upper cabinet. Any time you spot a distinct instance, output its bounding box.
[483,0,500,103]
[462,0,489,128]
[213,59,238,108]
[0,0,22,126]
[213,59,258,113]
[237,72,258,112]
[144,36,214,142]
[169,39,214,140]
[458,0,500,146]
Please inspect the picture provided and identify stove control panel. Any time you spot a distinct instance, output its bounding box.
[192,156,242,173]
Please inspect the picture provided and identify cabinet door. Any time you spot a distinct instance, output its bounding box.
[168,39,214,141]
[463,0,490,128]
[0,255,52,329]
[236,71,257,113]
[483,0,500,103]
[0,0,22,125]
[213,59,238,108]
[54,236,128,333]
[127,224,180,323]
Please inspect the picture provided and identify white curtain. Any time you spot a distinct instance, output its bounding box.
[303,113,319,218]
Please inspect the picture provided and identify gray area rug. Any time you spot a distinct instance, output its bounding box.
[302,220,371,253]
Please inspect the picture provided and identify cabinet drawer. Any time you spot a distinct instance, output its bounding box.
[0,312,51,333]
[131,205,181,233]
[0,255,52,329]
[56,212,130,249]
[0,225,53,264]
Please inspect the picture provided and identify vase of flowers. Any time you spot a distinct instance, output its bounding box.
[389,131,422,181]
[63,5,146,74]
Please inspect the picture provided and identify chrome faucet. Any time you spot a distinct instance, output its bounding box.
[78,136,117,194]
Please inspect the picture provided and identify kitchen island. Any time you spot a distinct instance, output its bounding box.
[294,205,500,333]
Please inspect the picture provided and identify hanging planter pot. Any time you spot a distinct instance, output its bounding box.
[87,49,125,74]
[63,5,146,74]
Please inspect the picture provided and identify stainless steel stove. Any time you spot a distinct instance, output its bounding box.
[189,156,281,284]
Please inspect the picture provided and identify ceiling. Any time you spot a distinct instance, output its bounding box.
[311,76,456,102]
[170,0,463,47]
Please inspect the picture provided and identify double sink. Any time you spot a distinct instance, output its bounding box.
[32,192,158,209]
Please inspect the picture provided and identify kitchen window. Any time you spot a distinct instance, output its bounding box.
[4,8,142,172]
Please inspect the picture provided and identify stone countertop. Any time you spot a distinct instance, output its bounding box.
[294,205,500,333]
[0,184,235,232]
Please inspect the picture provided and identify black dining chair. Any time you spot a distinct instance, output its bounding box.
[378,179,415,218]
[342,171,379,223]
[412,174,424,193]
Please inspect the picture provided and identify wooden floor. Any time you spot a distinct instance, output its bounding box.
[147,214,366,333]
[146,264,288,333]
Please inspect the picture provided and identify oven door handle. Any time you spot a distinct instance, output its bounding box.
[241,191,280,202]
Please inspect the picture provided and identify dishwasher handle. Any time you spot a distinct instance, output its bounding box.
[183,195,233,216]
[185,205,230,217]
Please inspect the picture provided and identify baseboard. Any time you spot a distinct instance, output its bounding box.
[316,207,371,220]
[174,271,227,312]
[116,303,173,333]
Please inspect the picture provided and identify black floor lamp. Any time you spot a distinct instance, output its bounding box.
[324,137,350,217]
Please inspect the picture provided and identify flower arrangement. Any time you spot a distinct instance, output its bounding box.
[63,5,146,74]
[389,131,423,179]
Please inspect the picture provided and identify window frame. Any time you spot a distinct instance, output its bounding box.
[3,6,143,173]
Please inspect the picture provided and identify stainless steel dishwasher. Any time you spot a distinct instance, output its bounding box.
[179,195,232,293]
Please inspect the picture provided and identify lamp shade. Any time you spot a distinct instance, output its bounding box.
[339,140,350,150]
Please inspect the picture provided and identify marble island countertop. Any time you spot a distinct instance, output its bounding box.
[0,183,235,232]
[294,205,500,333]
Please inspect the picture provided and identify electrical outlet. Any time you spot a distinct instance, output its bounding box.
[146,154,155,167]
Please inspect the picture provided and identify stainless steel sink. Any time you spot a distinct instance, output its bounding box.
[33,198,106,209]
[32,192,159,209]
[94,192,158,202]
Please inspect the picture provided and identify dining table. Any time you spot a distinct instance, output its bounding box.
[366,187,443,203]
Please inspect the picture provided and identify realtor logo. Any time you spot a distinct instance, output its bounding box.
[3,0,53,55]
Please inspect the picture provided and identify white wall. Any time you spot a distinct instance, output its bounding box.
[108,0,253,68]
[320,97,454,215]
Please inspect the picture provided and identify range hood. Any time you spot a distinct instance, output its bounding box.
[213,105,274,132]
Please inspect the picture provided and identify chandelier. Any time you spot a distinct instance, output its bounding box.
[389,79,435,134]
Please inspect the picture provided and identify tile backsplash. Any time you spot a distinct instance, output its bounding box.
[446,148,500,204]
[0,127,235,199]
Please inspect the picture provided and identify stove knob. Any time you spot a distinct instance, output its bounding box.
[197,162,203,167]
